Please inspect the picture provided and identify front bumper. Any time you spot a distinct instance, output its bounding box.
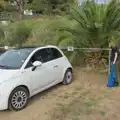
[0,92,8,110]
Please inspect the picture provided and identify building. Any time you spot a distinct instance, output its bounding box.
[78,0,108,6]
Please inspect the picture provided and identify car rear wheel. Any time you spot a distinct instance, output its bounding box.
[8,87,29,111]
[62,69,73,85]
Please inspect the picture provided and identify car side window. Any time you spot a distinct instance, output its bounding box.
[48,48,63,60]
[25,48,50,68]
[25,48,63,69]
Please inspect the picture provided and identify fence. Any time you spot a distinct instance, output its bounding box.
[0,46,110,74]
[60,46,110,74]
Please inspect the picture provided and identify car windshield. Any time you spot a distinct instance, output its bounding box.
[0,53,3,56]
[0,48,34,69]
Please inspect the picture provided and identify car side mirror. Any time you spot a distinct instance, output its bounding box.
[33,61,42,67]
[32,61,42,71]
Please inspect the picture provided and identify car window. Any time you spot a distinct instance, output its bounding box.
[25,48,50,68]
[0,49,32,69]
[25,48,63,69]
[47,48,63,60]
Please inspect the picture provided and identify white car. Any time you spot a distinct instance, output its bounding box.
[0,45,73,111]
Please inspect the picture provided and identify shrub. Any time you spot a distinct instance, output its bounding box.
[5,20,35,47]
[26,16,75,46]
[0,25,5,45]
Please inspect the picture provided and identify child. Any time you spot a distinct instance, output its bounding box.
[107,42,119,87]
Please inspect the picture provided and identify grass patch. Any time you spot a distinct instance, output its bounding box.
[71,88,83,96]
[56,103,64,107]
[50,86,106,120]
[84,99,96,107]
[87,109,92,114]
[50,96,98,120]
[72,117,80,120]
[100,111,106,116]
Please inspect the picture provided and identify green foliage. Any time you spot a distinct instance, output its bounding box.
[5,20,35,47]
[62,0,120,48]
[0,1,19,21]
[24,0,75,15]
[58,0,120,67]
[3,18,73,47]
[4,4,17,12]
[0,0,7,12]
[25,17,75,46]
[0,0,18,12]
[0,4,4,12]
[2,0,120,68]
[0,25,5,45]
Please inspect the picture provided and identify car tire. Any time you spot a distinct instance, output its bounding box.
[8,87,29,111]
[62,69,73,85]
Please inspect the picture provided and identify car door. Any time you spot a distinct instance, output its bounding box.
[23,48,57,95]
[47,48,64,82]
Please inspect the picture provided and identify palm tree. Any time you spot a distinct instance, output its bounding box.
[64,0,120,47]
[60,0,120,69]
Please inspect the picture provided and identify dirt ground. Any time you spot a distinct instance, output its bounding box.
[0,68,120,120]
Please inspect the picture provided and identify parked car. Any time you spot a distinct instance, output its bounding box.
[0,45,73,111]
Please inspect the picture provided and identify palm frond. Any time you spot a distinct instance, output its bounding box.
[60,0,120,48]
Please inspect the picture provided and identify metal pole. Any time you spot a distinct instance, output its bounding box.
[60,47,109,51]
[108,48,111,75]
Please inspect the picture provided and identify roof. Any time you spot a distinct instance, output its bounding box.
[15,45,58,49]
[15,46,39,49]
[11,45,59,53]
[12,46,38,53]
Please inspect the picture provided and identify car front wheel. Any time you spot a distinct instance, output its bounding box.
[62,69,73,85]
[8,87,29,111]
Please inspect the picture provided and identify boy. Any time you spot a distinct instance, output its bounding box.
[110,42,119,85]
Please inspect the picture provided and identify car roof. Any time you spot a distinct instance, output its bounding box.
[15,46,38,49]
[11,45,60,54]
[14,45,58,50]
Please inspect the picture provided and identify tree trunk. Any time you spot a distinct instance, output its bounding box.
[15,0,24,20]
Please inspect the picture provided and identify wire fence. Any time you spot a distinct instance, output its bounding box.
[0,46,110,74]
[60,46,110,74]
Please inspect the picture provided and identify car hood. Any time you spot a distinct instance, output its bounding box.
[0,69,20,84]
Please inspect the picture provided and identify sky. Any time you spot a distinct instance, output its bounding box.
[78,0,108,6]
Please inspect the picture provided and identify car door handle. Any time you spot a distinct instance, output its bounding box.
[53,65,58,68]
